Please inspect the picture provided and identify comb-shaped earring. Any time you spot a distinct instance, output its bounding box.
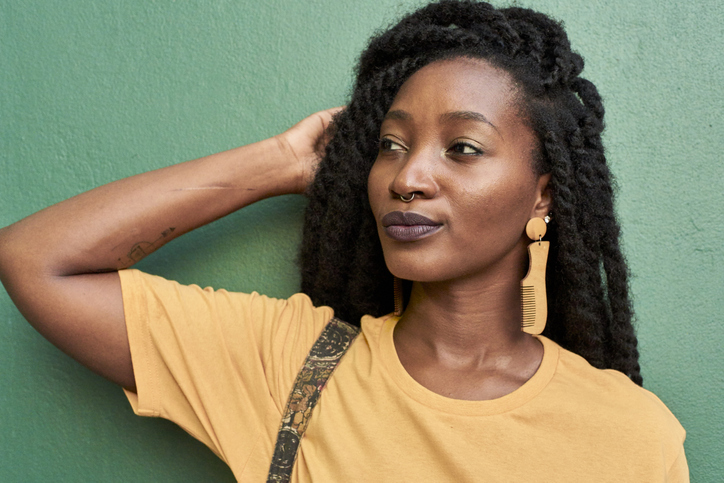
[521,216,550,335]
[394,276,404,316]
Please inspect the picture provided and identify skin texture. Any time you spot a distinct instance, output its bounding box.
[368,58,552,400]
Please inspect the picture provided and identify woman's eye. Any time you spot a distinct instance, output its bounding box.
[379,138,405,152]
[449,142,482,155]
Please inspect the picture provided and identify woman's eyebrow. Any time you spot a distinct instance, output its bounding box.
[384,109,412,121]
[383,109,501,138]
[440,110,498,132]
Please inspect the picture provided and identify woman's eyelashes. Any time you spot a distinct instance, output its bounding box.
[448,141,483,156]
[378,136,484,157]
[379,137,406,152]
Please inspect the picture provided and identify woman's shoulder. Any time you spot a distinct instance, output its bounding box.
[543,335,685,442]
[118,268,335,361]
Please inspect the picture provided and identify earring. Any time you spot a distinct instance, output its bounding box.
[393,276,404,316]
[521,217,550,335]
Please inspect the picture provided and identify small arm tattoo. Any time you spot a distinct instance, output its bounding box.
[122,227,176,265]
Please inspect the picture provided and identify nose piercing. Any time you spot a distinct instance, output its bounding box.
[399,193,415,203]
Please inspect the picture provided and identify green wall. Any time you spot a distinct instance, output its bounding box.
[1,0,721,481]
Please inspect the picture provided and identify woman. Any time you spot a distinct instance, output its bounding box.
[0,0,687,481]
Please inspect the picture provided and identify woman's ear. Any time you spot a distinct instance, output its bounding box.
[531,173,552,219]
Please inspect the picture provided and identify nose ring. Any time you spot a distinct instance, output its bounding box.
[399,193,415,203]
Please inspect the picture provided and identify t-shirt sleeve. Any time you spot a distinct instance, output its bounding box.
[635,385,689,482]
[666,445,690,483]
[118,269,334,464]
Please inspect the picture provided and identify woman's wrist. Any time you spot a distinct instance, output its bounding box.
[268,134,310,195]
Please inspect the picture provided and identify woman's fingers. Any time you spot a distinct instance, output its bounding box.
[277,107,346,192]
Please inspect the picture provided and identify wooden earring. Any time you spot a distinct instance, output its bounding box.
[521,217,550,335]
[393,276,404,316]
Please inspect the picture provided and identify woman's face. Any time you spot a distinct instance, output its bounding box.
[368,57,551,284]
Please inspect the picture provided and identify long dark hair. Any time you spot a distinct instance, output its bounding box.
[299,0,642,385]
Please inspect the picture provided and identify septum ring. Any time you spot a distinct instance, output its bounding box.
[399,193,415,203]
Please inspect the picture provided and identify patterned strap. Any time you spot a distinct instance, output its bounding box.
[266,317,361,482]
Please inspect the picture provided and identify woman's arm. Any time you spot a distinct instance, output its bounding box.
[0,108,339,391]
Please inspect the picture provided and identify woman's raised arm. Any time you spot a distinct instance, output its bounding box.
[0,108,340,391]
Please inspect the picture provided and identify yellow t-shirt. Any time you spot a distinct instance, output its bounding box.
[119,269,688,482]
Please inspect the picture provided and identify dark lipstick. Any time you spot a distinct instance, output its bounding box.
[381,211,442,241]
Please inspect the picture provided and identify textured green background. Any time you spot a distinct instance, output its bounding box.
[1,0,722,481]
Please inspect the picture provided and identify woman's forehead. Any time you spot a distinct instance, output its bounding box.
[386,57,522,131]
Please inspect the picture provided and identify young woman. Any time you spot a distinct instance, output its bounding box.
[0,1,687,481]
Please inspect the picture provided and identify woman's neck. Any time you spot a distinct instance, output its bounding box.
[393,270,543,400]
[401,269,528,351]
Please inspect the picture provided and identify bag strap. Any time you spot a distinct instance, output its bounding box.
[266,317,361,483]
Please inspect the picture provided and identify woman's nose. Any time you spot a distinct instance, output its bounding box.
[388,147,439,201]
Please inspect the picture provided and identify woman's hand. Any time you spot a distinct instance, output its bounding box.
[275,107,344,193]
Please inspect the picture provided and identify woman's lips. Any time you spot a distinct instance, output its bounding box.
[381,211,442,242]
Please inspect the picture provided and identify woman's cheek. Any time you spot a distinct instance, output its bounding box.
[367,162,387,214]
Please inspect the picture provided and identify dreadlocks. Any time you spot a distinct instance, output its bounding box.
[299,0,642,385]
